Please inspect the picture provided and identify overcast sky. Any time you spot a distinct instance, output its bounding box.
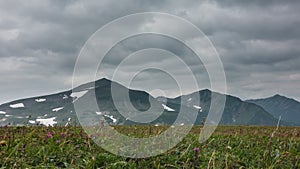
[0,0,300,104]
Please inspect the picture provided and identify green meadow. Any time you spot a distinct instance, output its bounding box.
[0,126,299,168]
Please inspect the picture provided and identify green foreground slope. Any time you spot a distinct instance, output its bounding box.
[0,126,299,168]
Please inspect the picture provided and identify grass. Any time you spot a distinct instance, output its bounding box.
[0,125,299,168]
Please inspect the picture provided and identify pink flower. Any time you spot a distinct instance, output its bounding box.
[193,147,200,167]
[46,132,53,138]
[193,147,199,153]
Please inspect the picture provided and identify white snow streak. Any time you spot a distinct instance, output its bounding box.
[70,90,88,102]
[36,117,57,126]
[193,105,201,109]
[96,112,103,115]
[52,107,64,112]
[29,120,36,124]
[9,103,24,108]
[103,115,117,123]
[0,118,7,122]
[35,98,46,102]
[63,94,69,99]
[162,104,175,111]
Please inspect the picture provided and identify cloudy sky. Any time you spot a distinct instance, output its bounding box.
[0,0,300,104]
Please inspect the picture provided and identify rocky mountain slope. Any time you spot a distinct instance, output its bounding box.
[0,78,295,126]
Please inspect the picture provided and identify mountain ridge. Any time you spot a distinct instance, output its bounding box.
[0,78,298,126]
[247,94,300,125]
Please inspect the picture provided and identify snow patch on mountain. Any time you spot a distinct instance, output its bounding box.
[96,112,103,115]
[65,117,72,126]
[0,118,7,122]
[193,105,202,112]
[103,114,117,123]
[0,111,6,114]
[232,116,236,123]
[162,104,175,111]
[36,117,57,126]
[29,120,35,124]
[52,107,64,112]
[71,90,88,102]
[35,98,46,102]
[63,94,69,99]
[9,103,24,108]
[15,116,25,119]
[193,105,201,109]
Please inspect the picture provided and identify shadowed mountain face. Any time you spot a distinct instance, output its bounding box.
[247,95,300,125]
[163,90,285,126]
[0,78,164,126]
[0,78,295,126]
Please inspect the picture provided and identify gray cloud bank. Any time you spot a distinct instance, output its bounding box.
[0,0,300,103]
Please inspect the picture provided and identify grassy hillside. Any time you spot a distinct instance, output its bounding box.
[0,125,299,168]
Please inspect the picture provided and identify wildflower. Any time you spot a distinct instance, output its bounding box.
[193,147,200,168]
[46,132,53,138]
[275,149,280,158]
[194,147,200,153]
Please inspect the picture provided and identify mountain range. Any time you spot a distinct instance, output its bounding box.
[0,78,299,126]
[247,95,300,126]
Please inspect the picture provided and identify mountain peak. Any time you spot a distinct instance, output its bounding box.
[273,94,284,98]
[247,94,300,125]
[248,94,288,101]
[95,78,113,87]
[97,78,112,83]
[270,94,294,101]
[200,89,211,93]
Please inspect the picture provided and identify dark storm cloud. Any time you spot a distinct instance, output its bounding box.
[0,0,300,103]
[101,34,202,66]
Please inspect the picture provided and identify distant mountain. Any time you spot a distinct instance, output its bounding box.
[0,78,295,126]
[0,78,164,126]
[247,95,300,125]
[162,90,286,126]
